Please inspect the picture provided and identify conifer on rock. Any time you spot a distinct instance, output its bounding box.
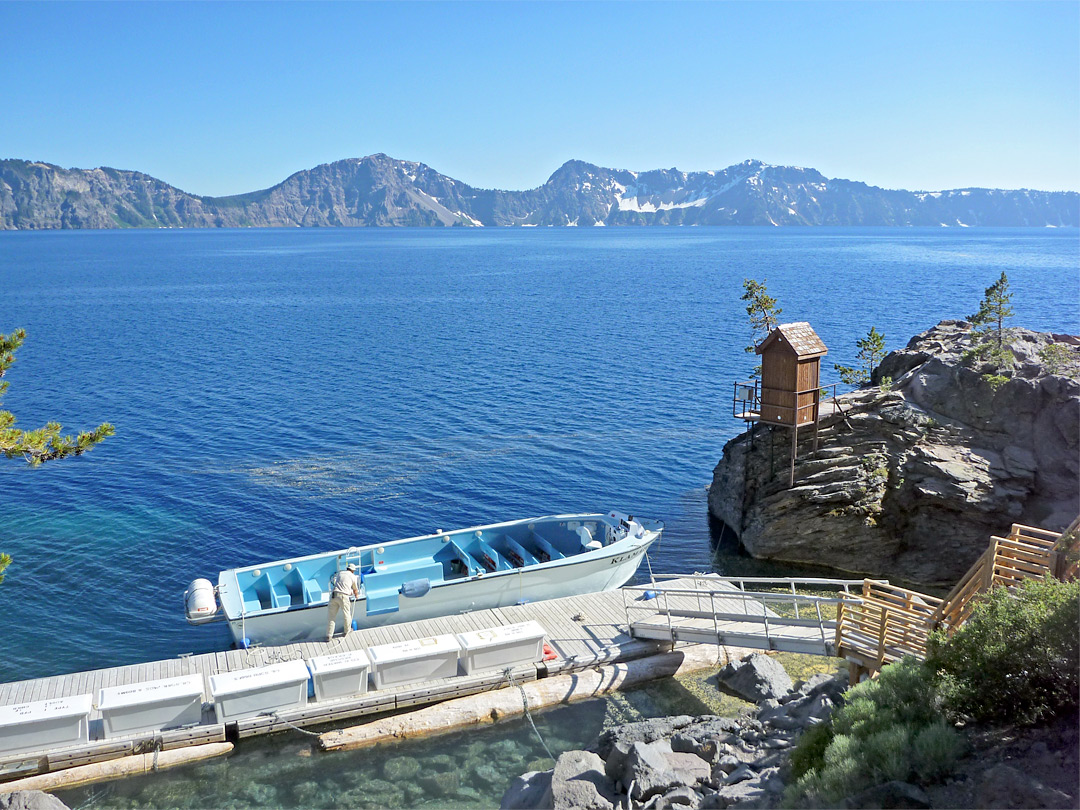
[835,326,887,386]
[966,271,1016,371]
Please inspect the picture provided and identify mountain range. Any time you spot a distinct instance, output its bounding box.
[1,154,1076,229]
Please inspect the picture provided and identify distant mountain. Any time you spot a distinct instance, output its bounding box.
[1,154,1076,229]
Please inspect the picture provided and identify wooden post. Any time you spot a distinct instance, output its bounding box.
[834,600,846,653]
[790,424,798,487]
[876,607,889,668]
[984,538,998,591]
[812,388,821,453]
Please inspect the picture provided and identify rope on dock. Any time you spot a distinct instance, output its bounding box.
[505,668,554,761]
[267,711,322,738]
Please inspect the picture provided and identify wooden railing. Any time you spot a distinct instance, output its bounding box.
[836,520,1078,675]
[931,522,1069,635]
[835,582,943,669]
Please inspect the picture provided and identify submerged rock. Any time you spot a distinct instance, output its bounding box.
[708,321,1079,585]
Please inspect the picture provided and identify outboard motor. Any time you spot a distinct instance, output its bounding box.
[184,578,219,625]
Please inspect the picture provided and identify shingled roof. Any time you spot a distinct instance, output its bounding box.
[755,322,828,358]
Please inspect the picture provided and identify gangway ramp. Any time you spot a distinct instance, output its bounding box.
[624,575,867,658]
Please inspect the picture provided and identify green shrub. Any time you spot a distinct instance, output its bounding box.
[912,719,966,782]
[789,721,833,780]
[1039,343,1074,375]
[926,578,1080,725]
[786,658,949,807]
[862,724,912,782]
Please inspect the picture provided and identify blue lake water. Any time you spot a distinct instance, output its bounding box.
[1,227,1077,683]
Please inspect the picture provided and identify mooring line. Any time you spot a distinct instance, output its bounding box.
[268,711,322,738]
[505,668,555,761]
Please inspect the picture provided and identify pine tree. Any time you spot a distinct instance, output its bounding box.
[1,327,114,586]
[835,326,887,386]
[741,279,782,379]
[966,272,1016,376]
[1,328,114,464]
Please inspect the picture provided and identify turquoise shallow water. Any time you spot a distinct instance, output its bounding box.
[0,227,1076,681]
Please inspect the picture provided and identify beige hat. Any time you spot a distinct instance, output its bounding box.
[346,563,357,572]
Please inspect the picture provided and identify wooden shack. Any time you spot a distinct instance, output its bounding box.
[755,322,828,427]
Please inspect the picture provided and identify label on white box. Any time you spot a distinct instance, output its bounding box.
[368,634,459,666]
[456,621,545,652]
[0,695,93,727]
[98,674,204,711]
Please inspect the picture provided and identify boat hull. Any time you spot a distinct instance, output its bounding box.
[225,534,655,646]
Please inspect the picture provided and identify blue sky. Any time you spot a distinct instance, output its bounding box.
[2,1,1077,196]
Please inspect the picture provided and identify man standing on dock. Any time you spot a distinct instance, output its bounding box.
[327,563,360,641]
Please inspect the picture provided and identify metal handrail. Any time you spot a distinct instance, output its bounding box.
[623,586,864,605]
[638,574,878,587]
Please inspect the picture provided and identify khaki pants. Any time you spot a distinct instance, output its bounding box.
[326,593,353,640]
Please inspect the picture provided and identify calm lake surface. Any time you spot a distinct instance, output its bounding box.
[1,227,1076,681]
[2,227,1076,808]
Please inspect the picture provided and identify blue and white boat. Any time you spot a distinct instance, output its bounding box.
[185,511,662,647]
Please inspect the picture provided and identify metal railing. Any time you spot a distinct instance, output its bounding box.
[623,574,870,654]
[733,380,841,425]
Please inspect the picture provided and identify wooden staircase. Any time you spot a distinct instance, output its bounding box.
[839,518,1080,678]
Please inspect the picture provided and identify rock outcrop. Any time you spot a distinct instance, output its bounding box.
[708,322,1079,585]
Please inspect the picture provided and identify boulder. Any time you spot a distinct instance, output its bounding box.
[595,715,697,759]
[718,778,768,808]
[974,764,1075,809]
[842,780,931,809]
[660,785,704,808]
[665,751,712,787]
[718,654,793,703]
[625,739,678,801]
[551,749,620,810]
[501,770,554,810]
[0,794,69,810]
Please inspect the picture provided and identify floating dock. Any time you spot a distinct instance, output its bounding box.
[0,578,722,787]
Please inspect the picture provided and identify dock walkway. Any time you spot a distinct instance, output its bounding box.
[1,576,750,779]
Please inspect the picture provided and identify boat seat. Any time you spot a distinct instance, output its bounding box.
[497,536,538,568]
[303,578,325,603]
[530,532,565,562]
[274,569,307,607]
[364,581,400,615]
[449,541,482,576]
[243,572,278,611]
[469,538,511,572]
[362,564,442,615]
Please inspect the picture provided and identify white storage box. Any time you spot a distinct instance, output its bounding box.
[368,634,460,690]
[307,649,371,702]
[98,674,205,738]
[0,695,93,758]
[209,660,310,723]
[456,621,547,674]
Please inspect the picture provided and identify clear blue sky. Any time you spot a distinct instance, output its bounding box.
[3,1,1077,196]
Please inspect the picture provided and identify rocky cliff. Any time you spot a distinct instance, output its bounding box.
[3,155,1077,229]
[708,322,1080,586]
